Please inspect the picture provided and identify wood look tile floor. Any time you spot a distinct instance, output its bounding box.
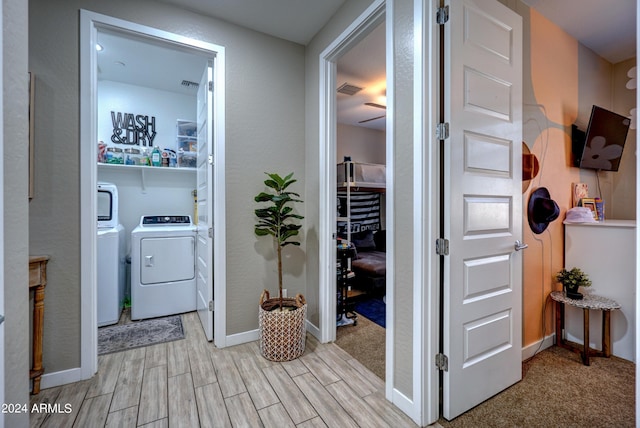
[29,312,417,427]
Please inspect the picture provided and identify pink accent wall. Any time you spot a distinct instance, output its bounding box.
[522,9,636,348]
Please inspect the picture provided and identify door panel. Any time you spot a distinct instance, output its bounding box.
[196,62,214,341]
[443,0,523,419]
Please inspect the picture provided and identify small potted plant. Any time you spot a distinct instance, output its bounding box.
[254,172,306,361]
[555,267,592,300]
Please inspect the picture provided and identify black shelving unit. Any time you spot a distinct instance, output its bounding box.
[337,245,358,327]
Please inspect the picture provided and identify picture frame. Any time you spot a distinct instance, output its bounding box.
[581,197,598,220]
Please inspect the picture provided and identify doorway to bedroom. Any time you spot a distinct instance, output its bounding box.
[333,17,387,381]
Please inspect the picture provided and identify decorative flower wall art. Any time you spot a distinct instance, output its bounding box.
[627,66,636,130]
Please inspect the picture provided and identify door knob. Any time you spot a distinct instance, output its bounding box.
[514,240,528,251]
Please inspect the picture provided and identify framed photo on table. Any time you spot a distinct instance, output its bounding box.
[581,198,598,220]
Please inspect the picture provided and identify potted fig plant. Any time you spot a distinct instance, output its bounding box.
[556,267,592,300]
[254,172,306,361]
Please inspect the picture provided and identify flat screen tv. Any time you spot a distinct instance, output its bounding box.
[572,105,630,171]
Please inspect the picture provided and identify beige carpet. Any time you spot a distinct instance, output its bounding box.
[438,346,635,427]
[335,312,385,380]
[336,318,634,427]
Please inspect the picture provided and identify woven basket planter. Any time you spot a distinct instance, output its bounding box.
[258,290,307,362]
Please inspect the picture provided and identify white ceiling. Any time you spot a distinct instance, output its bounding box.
[337,22,386,131]
[158,0,347,45]
[98,0,636,131]
[97,29,209,97]
[155,0,636,63]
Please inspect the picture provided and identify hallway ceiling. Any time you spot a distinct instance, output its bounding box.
[157,0,635,64]
[100,1,635,132]
[158,0,347,45]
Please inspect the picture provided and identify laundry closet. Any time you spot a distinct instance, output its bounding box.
[95,28,209,326]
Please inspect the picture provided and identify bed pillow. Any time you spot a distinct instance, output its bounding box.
[351,230,376,252]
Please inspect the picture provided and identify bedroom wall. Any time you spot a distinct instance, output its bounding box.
[29,0,305,374]
[337,123,386,164]
[610,58,637,220]
[514,4,637,352]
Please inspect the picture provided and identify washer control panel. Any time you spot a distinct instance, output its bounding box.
[140,215,192,226]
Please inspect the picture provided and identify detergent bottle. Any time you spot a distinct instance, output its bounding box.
[151,146,161,167]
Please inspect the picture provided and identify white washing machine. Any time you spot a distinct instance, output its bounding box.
[97,182,126,327]
[130,215,197,320]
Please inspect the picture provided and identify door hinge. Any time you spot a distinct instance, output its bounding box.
[436,353,449,371]
[208,154,213,165]
[209,300,213,311]
[437,6,449,25]
[208,81,213,91]
[436,122,449,140]
[208,227,213,238]
[436,238,449,256]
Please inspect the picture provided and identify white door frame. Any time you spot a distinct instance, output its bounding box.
[319,0,439,424]
[318,0,387,345]
[79,10,227,379]
[0,1,5,423]
[415,1,440,425]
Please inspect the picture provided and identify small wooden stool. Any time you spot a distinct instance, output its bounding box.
[550,290,620,365]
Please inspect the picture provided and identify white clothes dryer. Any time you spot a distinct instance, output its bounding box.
[130,215,197,320]
[97,182,126,327]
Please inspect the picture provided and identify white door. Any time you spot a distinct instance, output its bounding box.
[196,62,214,341]
[442,0,523,419]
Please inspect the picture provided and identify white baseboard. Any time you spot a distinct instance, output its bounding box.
[306,320,321,340]
[224,329,259,347]
[522,333,555,361]
[39,367,84,390]
[223,321,321,348]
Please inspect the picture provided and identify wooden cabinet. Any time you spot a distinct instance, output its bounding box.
[29,255,49,394]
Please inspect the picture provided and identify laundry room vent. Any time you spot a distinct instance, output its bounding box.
[337,83,363,96]
[181,80,199,88]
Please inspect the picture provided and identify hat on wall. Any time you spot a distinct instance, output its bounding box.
[528,187,560,234]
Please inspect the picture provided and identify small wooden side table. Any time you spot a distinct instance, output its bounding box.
[29,255,49,394]
[550,290,620,366]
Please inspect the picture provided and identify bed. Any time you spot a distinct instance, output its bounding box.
[350,229,386,296]
[337,161,386,190]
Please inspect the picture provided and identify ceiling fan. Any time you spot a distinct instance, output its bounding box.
[359,102,386,124]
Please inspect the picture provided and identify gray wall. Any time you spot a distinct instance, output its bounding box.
[4,0,30,426]
[29,0,305,373]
